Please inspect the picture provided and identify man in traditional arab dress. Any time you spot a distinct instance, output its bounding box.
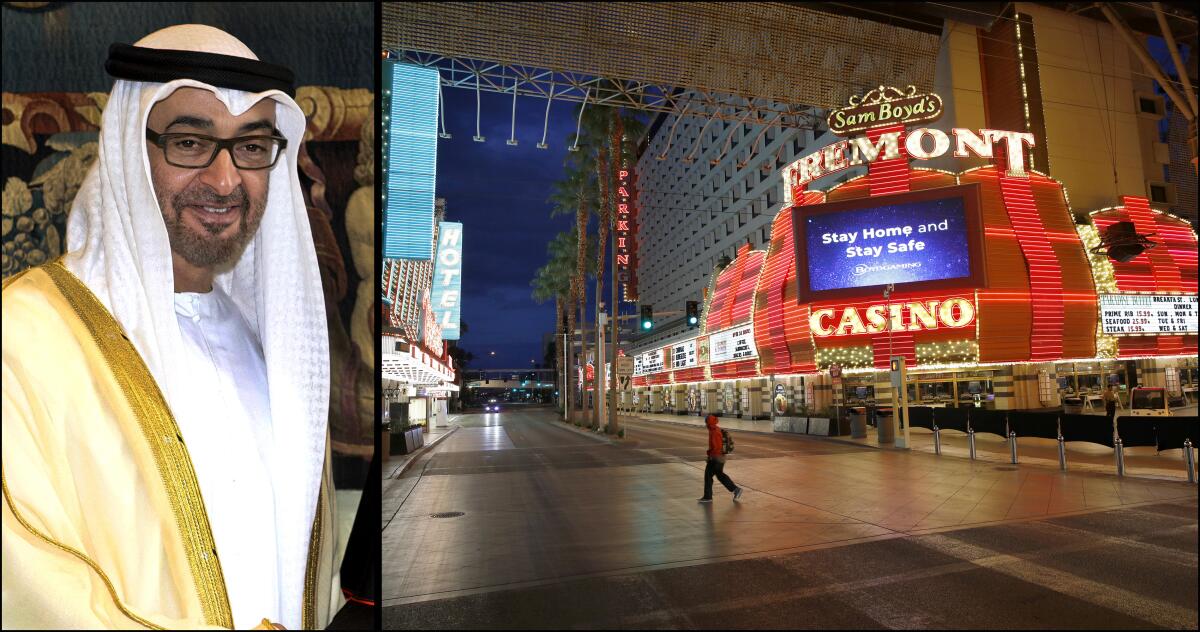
[2,25,344,629]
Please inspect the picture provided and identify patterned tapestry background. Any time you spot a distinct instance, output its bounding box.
[2,2,376,480]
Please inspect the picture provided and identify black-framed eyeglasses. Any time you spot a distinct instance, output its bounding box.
[145,129,288,170]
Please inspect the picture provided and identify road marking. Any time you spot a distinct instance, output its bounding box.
[613,520,1197,628]
[914,527,1198,629]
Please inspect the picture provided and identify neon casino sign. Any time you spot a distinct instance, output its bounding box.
[784,86,1038,204]
[810,297,976,337]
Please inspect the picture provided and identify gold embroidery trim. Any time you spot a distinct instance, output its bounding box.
[302,483,324,630]
[41,261,234,628]
[1,467,164,630]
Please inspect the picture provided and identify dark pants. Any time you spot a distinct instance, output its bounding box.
[703,457,737,498]
[1106,402,1117,424]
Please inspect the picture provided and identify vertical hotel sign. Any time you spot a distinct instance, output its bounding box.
[383,60,438,260]
[431,222,463,339]
[616,160,638,301]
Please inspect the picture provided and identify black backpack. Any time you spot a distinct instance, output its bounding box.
[721,428,735,454]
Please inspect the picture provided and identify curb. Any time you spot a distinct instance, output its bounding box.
[623,414,914,451]
[389,424,461,479]
[623,414,781,437]
[555,417,623,445]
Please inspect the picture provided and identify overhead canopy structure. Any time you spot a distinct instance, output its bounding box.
[382,335,455,385]
[383,2,942,129]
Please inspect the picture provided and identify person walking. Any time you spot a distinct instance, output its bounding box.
[1103,383,1119,429]
[699,414,742,502]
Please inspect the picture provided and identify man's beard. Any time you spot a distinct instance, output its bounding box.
[157,184,266,269]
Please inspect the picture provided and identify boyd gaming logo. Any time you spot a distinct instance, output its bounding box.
[854,264,868,276]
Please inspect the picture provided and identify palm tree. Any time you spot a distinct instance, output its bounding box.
[549,154,601,422]
[531,229,577,416]
[575,103,648,429]
[546,99,649,428]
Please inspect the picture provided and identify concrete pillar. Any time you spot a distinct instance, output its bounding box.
[991,365,1016,410]
[811,373,833,414]
[1011,362,1055,409]
[1136,358,1167,388]
[747,380,764,419]
[703,382,719,415]
[873,373,893,410]
[650,388,663,413]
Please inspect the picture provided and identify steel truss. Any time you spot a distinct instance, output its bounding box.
[384,2,941,131]
[394,50,821,130]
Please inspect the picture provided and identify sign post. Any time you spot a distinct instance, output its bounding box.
[890,356,910,449]
[830,363,842,435]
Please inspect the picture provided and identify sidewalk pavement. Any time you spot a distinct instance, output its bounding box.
[620,408,1200,483]
[384,407,1197,609]
[383,417,461,480]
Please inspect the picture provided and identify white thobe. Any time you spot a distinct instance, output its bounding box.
[173,286,280,629]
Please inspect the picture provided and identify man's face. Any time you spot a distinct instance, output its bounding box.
[147,87,277,270]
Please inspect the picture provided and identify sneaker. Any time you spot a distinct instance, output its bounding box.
[697,497,713,503]
[733,487,743,501]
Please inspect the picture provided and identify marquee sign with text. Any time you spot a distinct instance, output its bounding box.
[671,340,698,369]
[633,349,665,376]
[709,325,757,363]
[617,161,639,302]
[1099,294,1197,335]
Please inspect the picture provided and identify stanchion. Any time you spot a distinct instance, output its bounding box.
[933,426,942,456]
[1058,435,1067,471]
[1115,438,1125,477]
[968,429,976,460]
[1008,431,1018,464]
[1185,438,1196,484]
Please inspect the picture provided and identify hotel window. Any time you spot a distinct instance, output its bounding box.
[760,226,770,244]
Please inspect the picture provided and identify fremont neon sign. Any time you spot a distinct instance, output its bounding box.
[810,297,976,337]
[784,128,1035,203]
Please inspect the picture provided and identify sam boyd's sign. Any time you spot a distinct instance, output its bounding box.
[827,85,944,136]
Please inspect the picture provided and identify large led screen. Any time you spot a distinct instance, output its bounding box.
[383,61,439,260]
[792,184,985,302]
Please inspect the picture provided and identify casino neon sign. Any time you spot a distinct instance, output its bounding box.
[810,297,976,337]
[784,128,1036,202]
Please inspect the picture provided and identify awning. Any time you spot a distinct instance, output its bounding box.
[382,335,454,384]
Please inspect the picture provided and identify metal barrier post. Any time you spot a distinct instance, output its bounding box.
[1008,430,1018,464]
[1058,435,1067,471]
[1115,438,1125,477]
[968,429,976,460]
[1185,438,1196,484]
[933,426,941,455]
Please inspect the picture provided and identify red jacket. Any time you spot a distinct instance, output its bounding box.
[706,415,723,458]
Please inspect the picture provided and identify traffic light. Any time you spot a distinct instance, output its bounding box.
[640,305,653,330]
[686,301,699,327]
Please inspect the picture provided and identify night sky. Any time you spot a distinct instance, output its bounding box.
[436,87,579,370]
